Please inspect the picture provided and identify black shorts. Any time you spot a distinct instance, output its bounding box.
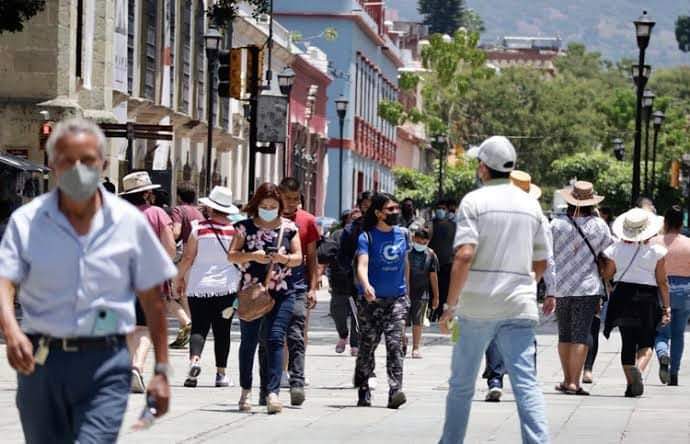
[135,299,147,326]
[408,298,429,327]
[556,295,600,344]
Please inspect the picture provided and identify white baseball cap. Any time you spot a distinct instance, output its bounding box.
[466,136,517,172]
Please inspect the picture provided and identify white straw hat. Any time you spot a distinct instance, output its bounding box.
[119,171,161,195]
[198,186,240,215]
[611,208,664,242]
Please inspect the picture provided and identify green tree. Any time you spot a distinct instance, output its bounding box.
[0,0,45,34]
[459,9,485,34]
[208,0,270,28]
[418,0,466,35]
[676,15,690,52]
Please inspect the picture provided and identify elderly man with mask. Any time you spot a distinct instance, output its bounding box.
[0,118,176,443]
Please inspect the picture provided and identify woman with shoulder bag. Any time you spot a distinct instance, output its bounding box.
[602,208,671,397]
[228,182,302,414]
[550,182,613,395]
[174,186,241,389]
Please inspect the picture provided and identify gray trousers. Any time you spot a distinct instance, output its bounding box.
[16,341,130,444]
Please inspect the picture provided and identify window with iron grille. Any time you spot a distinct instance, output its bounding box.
[143,0,157,101]
[195,3,205,120]
[180,0,191,113]
[127,0,135,94]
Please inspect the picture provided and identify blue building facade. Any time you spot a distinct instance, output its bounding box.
[275,0,403,217]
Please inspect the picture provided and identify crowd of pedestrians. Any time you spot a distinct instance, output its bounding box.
[0,118,689,444]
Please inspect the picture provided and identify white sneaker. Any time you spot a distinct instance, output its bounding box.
[131,368,146,394]
[368,377,378,391]
[304,376,311,387]
[485,387,503,402]
[280,371,290,388]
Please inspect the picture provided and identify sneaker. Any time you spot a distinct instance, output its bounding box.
[387,390,407,409]
[304,377,311,387]
[215,372,233,387]
[170,323,192,349]
[624,385,635,398]
[336,338,347,354]
[290,386,305,406]
[239,389,252,412]
[357,386,371,407]
[368,377,378,391]
[267,393,283,414]
[350,347,359,357]
[659,355,670,384]
[131,368,146,394]
[280,371,290,388]
[485,387,503,402]
[184,363,201,388]
[669,374,679,386]
[629,366,644,397]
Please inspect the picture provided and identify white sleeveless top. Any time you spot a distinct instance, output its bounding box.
[186,219,241,297]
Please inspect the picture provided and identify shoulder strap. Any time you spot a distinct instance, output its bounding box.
[206,217,229,255]
[615,244,642,284]
[567,215,598,261]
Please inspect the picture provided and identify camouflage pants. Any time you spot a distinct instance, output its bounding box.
[354,296,410,392]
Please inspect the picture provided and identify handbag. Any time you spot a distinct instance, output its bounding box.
[567,215,610,300]
[237,223,285,322]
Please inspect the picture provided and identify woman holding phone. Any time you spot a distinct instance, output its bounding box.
[228,183,302,414]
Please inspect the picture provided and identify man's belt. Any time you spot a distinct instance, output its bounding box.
[28,334,126,352]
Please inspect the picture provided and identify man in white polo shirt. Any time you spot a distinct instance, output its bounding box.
[438,136,551,444]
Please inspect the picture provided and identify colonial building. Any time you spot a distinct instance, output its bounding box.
[482,36,563,77]
[274,0,404,217]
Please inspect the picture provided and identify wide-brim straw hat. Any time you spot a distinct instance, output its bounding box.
[612,208,664,242]
[557,181,604,207]
[119,171,161,195]
[510,170,542,199]
[198,186,240,215]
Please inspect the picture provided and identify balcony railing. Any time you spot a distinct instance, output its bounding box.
[354,117,396,168]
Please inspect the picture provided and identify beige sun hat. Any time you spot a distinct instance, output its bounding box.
[119,171,161,195]
[198,186,240,215]
[557,181,604,207]
[611,208,664,242]
[510,170,542,199]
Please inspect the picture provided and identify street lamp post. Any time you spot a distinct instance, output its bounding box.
[642,89,655,195]
[335,95,349,216]
[204,28,223,196]
[631,10,655,206]
[650,110,665,197]
[431,134,448,200]
[613,137,625,161]
[278,67,296,179]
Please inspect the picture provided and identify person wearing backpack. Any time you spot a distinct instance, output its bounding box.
[354,193,410,410]
[404,227,439,359]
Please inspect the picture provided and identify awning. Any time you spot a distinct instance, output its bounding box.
[0,152,50,173]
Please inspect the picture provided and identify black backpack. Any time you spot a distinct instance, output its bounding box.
[317,230,341,266]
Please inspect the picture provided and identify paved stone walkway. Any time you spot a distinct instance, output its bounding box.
[0,290,689,443]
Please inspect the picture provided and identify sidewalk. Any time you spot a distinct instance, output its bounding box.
[0,290,688,443]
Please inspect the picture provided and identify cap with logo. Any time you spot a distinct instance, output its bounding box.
[466,136,517,172]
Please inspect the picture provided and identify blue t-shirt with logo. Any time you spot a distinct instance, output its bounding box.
[356,226,409,299]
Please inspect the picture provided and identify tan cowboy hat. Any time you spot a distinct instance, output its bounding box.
[557,181,604,207]
[119,171,161,195]
[611,208,664,242]
[510,170,542,199]
[198,186,240,215]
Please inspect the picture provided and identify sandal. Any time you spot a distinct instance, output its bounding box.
[573,387,590,396]
[555,383,568,393]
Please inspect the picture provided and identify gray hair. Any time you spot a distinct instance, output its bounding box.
[45,118,107,162]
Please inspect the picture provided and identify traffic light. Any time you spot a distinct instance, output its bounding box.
[217,48,242,99]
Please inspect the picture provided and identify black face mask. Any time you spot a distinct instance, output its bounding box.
[384,213,400,226]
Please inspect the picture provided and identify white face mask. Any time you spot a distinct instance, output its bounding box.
[412,242,427,252]
[258,207,279,222]
[57,162,101,202]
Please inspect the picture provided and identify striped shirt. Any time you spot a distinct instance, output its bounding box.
[186,219,241,297]
[550,215,613,297]
[454,179,551,321]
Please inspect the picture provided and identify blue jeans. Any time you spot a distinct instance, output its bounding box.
[485,339,505,389]
[239,293,295,394]
[16,340,130,444]
[655,276,690,375]
[440,318,549,444]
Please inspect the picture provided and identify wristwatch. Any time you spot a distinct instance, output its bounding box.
[154,363,173,379]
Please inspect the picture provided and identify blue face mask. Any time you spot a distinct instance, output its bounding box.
[258,207,279,222]
[435,209,447,220]
[412,242,427,252]
[447,212,456,221]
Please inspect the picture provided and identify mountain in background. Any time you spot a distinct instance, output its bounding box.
[387,0,689,67]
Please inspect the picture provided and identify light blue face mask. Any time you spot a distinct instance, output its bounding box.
[435,209,447,220]
[258,207,279,222]
[412,242,427,252]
